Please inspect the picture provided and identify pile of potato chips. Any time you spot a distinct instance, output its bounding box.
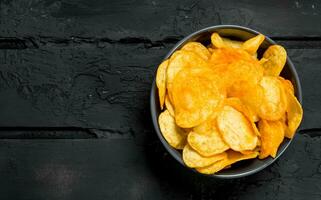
[156,32,303,174]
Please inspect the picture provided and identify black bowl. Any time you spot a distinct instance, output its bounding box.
[150,25,302,178]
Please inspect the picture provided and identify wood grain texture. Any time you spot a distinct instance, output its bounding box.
[1,0,321,39]
[0,45,319,133]
[0,134,320,200]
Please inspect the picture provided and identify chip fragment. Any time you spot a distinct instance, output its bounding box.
[158,110,186,149]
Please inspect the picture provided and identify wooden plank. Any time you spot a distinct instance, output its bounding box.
[0,134,320,199]
[1,0,321,39]
[0,44,319,132]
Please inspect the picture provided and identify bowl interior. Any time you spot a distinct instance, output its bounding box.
[150,25,302,178]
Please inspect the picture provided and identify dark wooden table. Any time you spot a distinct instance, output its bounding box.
[0,0,321,199]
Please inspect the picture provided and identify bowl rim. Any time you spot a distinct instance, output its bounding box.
[150,25,302,179]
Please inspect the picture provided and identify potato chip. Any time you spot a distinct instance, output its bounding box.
[196,150,258,174]
[227,81,264,121]
[261,45,287,76]
[172,67,224,128]
[166,50,208,99]
[181,42,211,61]
[258,76,287,120]
[211,32,225,48]
[222,37,242,48]
[188,125,229,156]
[165,95,175,117]
[183,144,227,168]
[224,97,258,122]
[217,106,258,151]
[158,110,187,149]
[258,120,285,159]
[156,60,169,109]
[211,60,263,93]
[278,77,294,94]
[210,48,256,67]
[242,34,265,55]
[284,90,303,138]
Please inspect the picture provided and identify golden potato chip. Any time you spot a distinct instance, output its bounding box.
[258,120,285,159]
[165,95,175,117]
[211,32,225,48]
[156,60,169,109]
[284,90,303,139]
[222,37,242,48]
[158,110,186,149]
[172,67,224,128]
[181,42,211,61]
[188,125,229,156]
[217,106,258,151]
[261,45,287,76]
[259,57,268,65]
[166,50,208,98]
[242,34,265,55]
[278,77,294,94]
[227,81,264,121]
[224,97,258,122]
[208,47,215,54]
[210,48,256,67]
[258,76,287,120]
[211,60,263,93]
[196,150,258,174]
[183,144,227,168]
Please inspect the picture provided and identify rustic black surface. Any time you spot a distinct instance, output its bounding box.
[0,0,321,199]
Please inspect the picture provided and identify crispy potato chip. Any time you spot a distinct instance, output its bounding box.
[156,60,169,109]
[222,37,242,48]
[278,77,294,94]
[284,90,303,138]
[224,97,258,122]
[210,48,256,67]
[258,120,285,159]
[158,110,186,149]
[259,57,268,65]
[208,47,215,53]
[211,60,263,92]
[181,42,211,61]
[261,45,287,76]
[165,95,175,117]
[211,32,225,48]
[172,67,224,128]
[217,106,258,151]
[188,125,229,156]
[227,81,264,121]
[196,150,258,174]
[183,144,227,168]
[242,34,265,55]
[166,50,209,99]
[258,76,287,120]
